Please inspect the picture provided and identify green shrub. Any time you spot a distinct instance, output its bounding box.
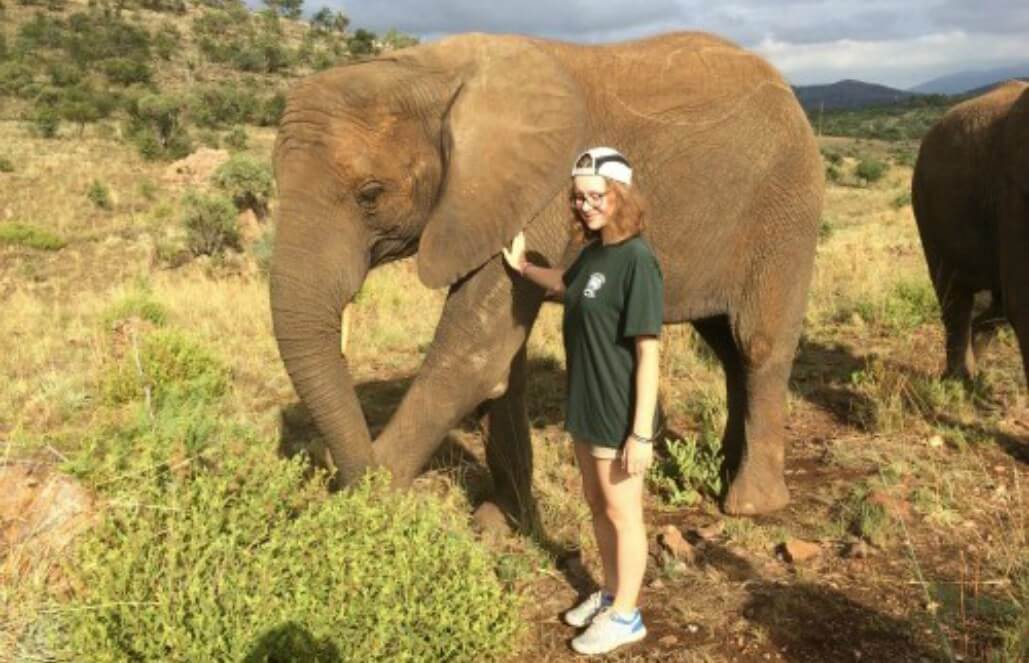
[30,106,60,137]
[0,61,35,96]
[127,93,193,161]
[891,191,912,209]
[86,180,112,209]
[102,327,230,405]
[648,429,723,507]
[16,12,65,52]
[347,28,377,56]
[59,459,522,661]
[224,124,248,150]
[256,90,286,126]
[196,127,221,148]
[64,10,151,63]
[102,290,168,329]
[852,279,938,332]
[252,226,274,276]
[102,56,152,85]
[153,22,181,60]
[211,154,273,217]
[181,191,240,256]
[47,60,82,87]
[818,216,835,243]
[58,84,116,134]
[0,156,13,172]
[137,178,158,201]
[835,485,892,547]
[189,83,259,128]
[0,222,66,250]
[855,158,888,184]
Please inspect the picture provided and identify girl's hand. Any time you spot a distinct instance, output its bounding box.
[502,232,527,274]
[622,437,654,477]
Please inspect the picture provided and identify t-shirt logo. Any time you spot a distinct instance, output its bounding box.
[583,272,606,298]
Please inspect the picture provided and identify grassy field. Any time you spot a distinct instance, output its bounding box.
[1,112,1026,660]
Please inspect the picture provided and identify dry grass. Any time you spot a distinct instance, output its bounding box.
[1,123,1026,660]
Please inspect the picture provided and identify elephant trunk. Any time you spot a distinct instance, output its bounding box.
[270,201,373,485]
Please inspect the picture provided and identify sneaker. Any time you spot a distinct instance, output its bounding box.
[571,606,647,655]
[563,590,614,628]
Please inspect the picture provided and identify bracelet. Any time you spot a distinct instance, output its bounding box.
[630,432,653,444]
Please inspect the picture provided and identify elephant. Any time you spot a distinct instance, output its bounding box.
[270,31,824,525]
[911,80,1029,385]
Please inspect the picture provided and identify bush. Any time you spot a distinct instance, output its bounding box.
[30,107,60,137]
[891,191,912,209]
[102,327,230,405]
[855,158,888,184]
[252,226,273,276]
[256,91,286,126]
[0,61,35,96]
[58,83,117,135]
[47,60,81,87]
[648,429,722,507]
[102,289,168,330]
[64,10,151,63]
[211,154,273,217]
[127,93,193,161]
[59,458,522,661]
[189,83,258,128]
[102,56,152,85]
[0,221,66,250]
[153,22,181,60]
[224,124,248,150]
[181,191,240,256]
[86,180,112,209]
[0,156,13,173]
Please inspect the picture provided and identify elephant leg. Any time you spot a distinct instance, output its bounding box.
[480,344,539,533]
[373,259,546,488]
[971,289,1006,361]
[931,265,976,381]
[721,278,807,516]
[692,316,746,483]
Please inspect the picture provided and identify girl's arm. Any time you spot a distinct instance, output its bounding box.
[625,335,660,475]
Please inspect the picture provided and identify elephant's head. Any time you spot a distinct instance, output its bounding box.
[270,35,585,482]
[1005,84,1029,195]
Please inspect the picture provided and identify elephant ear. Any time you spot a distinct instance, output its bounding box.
[1005,86,1029,194]
[417,38,584,289]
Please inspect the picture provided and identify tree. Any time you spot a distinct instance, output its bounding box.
[347,28,376,56]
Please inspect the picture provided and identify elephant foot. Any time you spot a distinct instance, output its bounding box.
[723,472,790,516]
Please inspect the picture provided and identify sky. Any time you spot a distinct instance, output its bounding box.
[314,0,1029,89]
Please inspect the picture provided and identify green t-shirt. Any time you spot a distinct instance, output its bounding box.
[561,236,664,448]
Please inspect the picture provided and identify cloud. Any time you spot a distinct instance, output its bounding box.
[754,30,1029,87]
[309,0,1029,87]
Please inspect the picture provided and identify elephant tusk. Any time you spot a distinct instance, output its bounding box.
[340,304,352,357]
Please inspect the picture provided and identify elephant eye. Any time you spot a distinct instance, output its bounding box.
[356,181,385,209]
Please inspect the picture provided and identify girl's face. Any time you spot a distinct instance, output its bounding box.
[572,175,615,232]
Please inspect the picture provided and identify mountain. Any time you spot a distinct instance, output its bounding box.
[909,64,1029,95]
[792,79,918,111]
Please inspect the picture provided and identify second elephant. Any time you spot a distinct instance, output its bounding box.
[912,80,1029,385]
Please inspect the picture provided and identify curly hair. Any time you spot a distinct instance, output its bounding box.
[569,180,648,245]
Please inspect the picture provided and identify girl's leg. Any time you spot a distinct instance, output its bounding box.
[596,457,647,613]
[573,441,618,594]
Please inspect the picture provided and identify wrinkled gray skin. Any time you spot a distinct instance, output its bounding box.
[270,32,823,524]
[912,81,1029,385]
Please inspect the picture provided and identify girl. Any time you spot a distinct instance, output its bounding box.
[503,146,663,655]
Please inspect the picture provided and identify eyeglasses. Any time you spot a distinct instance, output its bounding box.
[570,191,608,209]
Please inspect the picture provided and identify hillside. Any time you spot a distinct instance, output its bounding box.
[793,79,918,111]
[910,62,1029,95]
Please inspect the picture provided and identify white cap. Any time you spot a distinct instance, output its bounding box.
[570,147,633,186]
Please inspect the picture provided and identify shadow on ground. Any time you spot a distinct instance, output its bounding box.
[244,622,340,663]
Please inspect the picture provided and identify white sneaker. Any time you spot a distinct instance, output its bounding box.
[563,590,614,628]
[571,607,647,655]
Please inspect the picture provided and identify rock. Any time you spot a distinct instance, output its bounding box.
[0,464,97,580]
[163,147,230,188]
[867,490,913,521]
[780,539,822,563]
[694,520,725,541]
[659,635,679,646]
[658,525,697,564]
[471,501,512,537]
[927,434,944,448]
